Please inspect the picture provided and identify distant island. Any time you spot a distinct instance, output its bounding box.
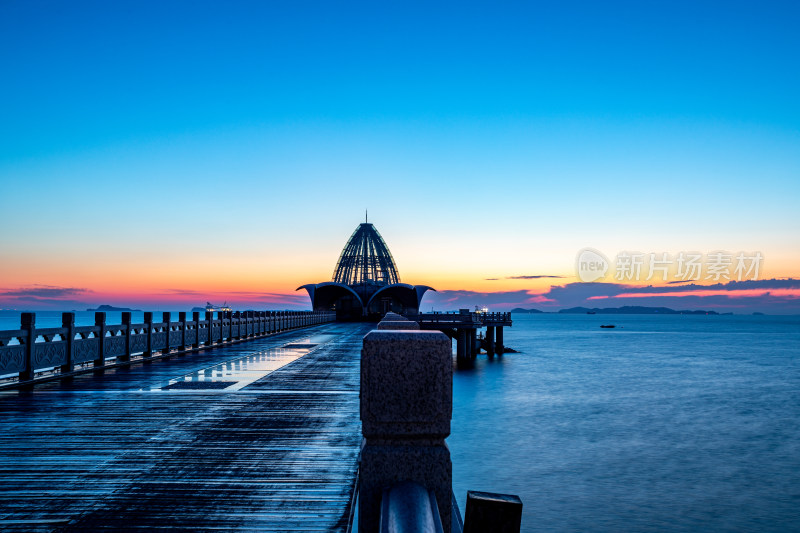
[558,306,726,315]
[86,305,142,312]
[508,306,736,315]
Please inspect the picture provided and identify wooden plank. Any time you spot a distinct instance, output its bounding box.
[0,323,371,531]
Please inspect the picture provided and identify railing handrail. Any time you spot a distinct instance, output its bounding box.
[0,309,336,387]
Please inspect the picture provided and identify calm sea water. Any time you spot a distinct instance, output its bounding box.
[449,314,800,532]
[3,311,798,530]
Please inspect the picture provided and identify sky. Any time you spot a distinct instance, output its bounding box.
[1,1,798,313]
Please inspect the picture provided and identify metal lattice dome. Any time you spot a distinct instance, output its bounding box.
[332,223,400,286]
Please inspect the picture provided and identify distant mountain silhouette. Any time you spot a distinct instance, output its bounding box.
[558,306,720,315]
[510,308,544,313]
[86,305,142,312]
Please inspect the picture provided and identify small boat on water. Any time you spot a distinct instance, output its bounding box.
[205,301,233,313]
[600,324,616,328]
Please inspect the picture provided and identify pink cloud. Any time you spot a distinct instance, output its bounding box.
[589,288,800,300]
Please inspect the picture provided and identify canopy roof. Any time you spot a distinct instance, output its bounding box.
[332,223,400,286]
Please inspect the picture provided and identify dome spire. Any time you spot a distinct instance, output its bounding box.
[332,220,399,286]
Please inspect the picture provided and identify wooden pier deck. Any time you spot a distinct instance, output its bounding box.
[0,322,371,532]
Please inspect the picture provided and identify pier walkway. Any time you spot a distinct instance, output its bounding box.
[0,322,371,531]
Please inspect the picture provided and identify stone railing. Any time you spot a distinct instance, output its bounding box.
[0,310,335,385]
[358,313,522,533]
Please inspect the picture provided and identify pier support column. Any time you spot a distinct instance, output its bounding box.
[486,326,495,356]
[457,328,467,360]
[496,326,504,355]
[469,329,478,358]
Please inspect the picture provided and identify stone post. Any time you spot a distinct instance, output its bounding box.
[20,312,36,381]
[205,311,214,346]
[179,312,187,351]
[61,312,76,372]
[359,329,453,533]
[143,312,153,357]
[120,312,132,362]
[192,312,201,349]
[486,326,495,356]
[162,312,171,355]
[94,312,107,367]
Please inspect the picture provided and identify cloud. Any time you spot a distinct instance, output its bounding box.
[0,285,92,298]
[507,275,565,280]
[165,289,206,296]
[421,289,554,311]
[484,278,499,281]
[533,278,800,313]
[420,279,800,313]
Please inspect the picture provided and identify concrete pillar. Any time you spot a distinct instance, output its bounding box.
[486,326,495,356]
[20,313,36,382]
[192,312,201,349]
[205,311,214,346]
[359,330,453,533]
[121,311,132,361]
[457,328,467,360]
[496,326,504,355]
[162,312,171,354]
[469,329,478,358]
[178,312,187,351]
[62,312,77,371]
[94,312,107,366]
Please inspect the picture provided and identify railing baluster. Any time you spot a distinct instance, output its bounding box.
[20,312,35,382]
[143,312,153,358]
[121,312,132,362]
[94,312,107,367]
[61,312,76,372]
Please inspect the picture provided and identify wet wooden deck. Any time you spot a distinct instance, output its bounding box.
[0,322,371,532]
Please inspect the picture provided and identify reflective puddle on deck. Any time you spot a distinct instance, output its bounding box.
[143,334,335,392]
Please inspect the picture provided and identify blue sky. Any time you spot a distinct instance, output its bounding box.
[1,1,798,311]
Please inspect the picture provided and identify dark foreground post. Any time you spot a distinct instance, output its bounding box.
[359,329,453,533]
[464,491,522,533]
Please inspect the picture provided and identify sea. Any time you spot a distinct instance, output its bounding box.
[2,311,798,531]
[0,310,156,330]
[449,313,800,532]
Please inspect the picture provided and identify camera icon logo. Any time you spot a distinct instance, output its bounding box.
[576,248,609,282]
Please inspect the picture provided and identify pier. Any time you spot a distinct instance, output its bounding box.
[407,311,513,361]
[0,220,521,531]
[0,320,369,531]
